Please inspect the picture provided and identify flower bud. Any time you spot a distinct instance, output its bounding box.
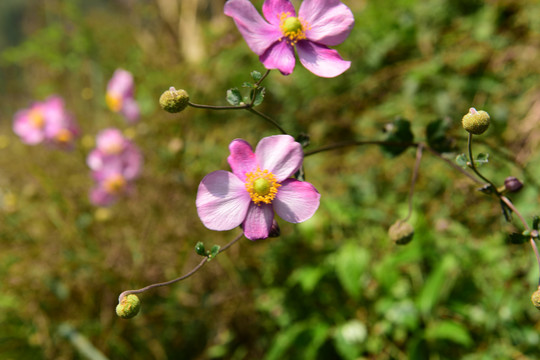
[116,294,141,319]
[195,241,207,256]
[388,220,414,245]
[462,108,490,135]
[531,288,540,310]
[159,87,189,113]
[504,176,523,193]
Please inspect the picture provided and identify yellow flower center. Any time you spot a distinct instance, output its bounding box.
[245,167,281,205]
[106,93,122,112]
[279,13,310,45]
[104,174,127,194]
[29,109,45,129]
[55,129,73,144]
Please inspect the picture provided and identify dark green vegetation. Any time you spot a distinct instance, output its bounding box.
[1,0,540,358]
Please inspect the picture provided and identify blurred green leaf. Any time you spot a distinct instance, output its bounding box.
[381,118,414,157]
[426,118,455,153]
[456,154,468,168]
[425,320,473,347]
[417,255,459,316]
[250,70,262,82]
[287,266,326,294]
[335,242,369,299]
[226,88,242,105]
[252,87,265,106]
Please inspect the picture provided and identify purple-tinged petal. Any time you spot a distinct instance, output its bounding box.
[296,41,351,78]
[274,178,320,223]
[225,0,282,55]
[121,98,140,124]
[90,186,118,207]
[299,0,354,46]
[228,139,257,181]
[262,0,296,25]
[242,202,274,240]
[255,135,302,181]
[259,40,296,75]
[107,69,135,98]
[197,170,251,231]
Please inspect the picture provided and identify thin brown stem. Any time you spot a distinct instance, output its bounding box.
[403,144,424,222]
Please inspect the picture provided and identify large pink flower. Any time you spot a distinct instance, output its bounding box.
[106,69,140,123]
[196,135,320,240]
[224,0,354,78]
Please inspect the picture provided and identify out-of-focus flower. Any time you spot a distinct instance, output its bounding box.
[87,128,142,206]
[13,96,80,149]
[106,69,140,123]
[196,135,320,240]
[224,0,354,78]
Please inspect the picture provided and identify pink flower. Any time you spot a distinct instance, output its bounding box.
[106,69,140,123]
[224,0,354,78]
[87,128,143,206]
[196,135,320,240]
[13,96,79,149]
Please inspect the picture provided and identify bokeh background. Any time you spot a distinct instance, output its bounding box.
[2,0,540,358]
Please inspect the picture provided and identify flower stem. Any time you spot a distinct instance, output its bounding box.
[467,133,498,190]
[245,108,287,134]
[118,232,243,302]
[303,140,418,157]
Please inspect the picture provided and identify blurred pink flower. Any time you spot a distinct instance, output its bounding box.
[224,0,354,77]
[106,69,140,123]
[196,135,320,240]
[13,96,79,149]
[88,128,143,206]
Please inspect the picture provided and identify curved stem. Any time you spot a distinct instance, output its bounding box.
[245,108,287,134]
[118,232,244,302]
[188,102,249,110]
[304,140,418,157]
[467,133,498,190]
[500,196,530,231]
[403,144,423,222]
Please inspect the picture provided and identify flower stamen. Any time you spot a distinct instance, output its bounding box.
[245,167,281,205]
[104,174,127,194]
[278,12,310,45]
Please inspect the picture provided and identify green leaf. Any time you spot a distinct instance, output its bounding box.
[417,254,458,316]
[335,242,369,299]
[426,118,455,153]
[425,320,473,347]
[455,154,468,168]
[250,70,262,81]
[241,81,253,88]
[533,216,539,231]
[381,118,414,157]
[208,245,220,260]
[226,88,242,106]
[508,232,528,244]
[252,87,265,106]
[287,266,326,294]
[474,152,489,167]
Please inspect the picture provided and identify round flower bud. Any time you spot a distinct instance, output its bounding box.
[388,220,414,245]
[504,176,523,193]
[462,108,490,135]
[116,294,141,319]
[531,288,540,310]
[195,241,207,256]
[159,87,189,113]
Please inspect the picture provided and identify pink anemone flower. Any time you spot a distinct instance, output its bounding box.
[224,0,354,78]
[106,69,140,123]
[196,135,321,240]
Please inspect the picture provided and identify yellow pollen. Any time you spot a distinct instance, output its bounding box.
[55,129,73,144]
[245,167,281,205]
[106,93,122,112]
[104,174,126,194]
[29,109,45,129]
[278,12,310,45]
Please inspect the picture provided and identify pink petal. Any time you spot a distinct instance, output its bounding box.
[262,0,296,26]
[296,41,351,78]
[121,98,140,124]
[107,69,135,98]
[196,170,251,231]
[259,40,296,75]
[242,202,274,240]
[90,186,117,207]
[224,0,282,55]
[299,0,354,46]
[255,135,302,181]
[228,139,257,181]
[273,179,320,223]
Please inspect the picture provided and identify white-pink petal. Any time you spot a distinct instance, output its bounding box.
[274,179,320,223]
[299,0,355,46]
[262,0,296,26]
[242,202,274,240]
[260,40,296,75]
[296,41,351,78]
[228,139,257,181]
[255,135,303,181]
[196,170,251,231]
[224,0,282,55]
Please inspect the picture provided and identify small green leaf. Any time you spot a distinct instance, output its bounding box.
[455,154,468,168]
[425,320,472,347]
[335,242,369,299]
[226,88,242,106]
[381,118,414,157]
[210,245,220,259]
[474,152,489,167]
[195,242,206,256]
[426,118,455,153]
[241,82,254,88]
[250,70,262,82]
[508,232,528,244]
[252,87,265,106]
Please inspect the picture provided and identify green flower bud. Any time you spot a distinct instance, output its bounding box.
[462,108,490,135]
[116,294,141,319]
[159,87,189,113]
[388,220,414,245]
[531,288,540,310]
[195,241,207,256]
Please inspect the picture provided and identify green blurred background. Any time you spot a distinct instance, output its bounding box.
[1,0,540,358]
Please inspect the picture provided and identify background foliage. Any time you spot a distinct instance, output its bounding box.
[1,0,540,358]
